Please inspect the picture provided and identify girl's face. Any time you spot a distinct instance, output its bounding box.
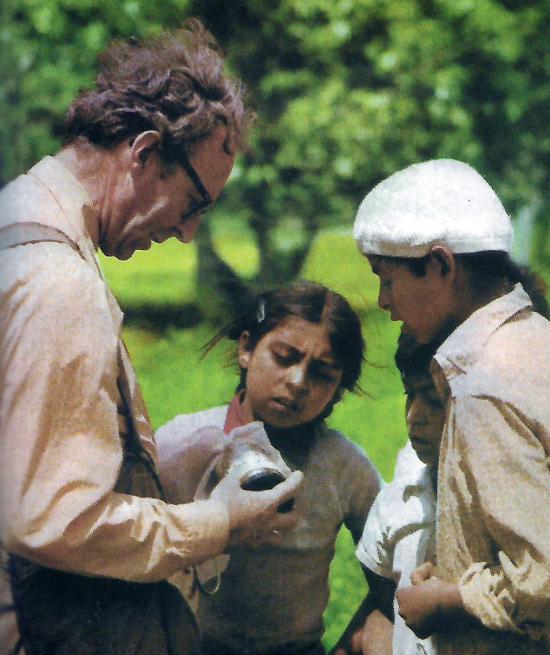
[238,316,343,429]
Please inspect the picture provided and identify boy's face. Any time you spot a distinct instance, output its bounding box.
[368,256,454,344]
[403,371,446,468]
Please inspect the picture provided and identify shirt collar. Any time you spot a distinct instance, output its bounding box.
[432,283,532,388]
[402,464,435,499]
[28,156,99,261]
[224,392,249,434]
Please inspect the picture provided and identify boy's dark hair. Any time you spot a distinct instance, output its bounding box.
[65,19,250,162]
[394,332,439,380]
[207,280,365,396]
[373,252,550,319]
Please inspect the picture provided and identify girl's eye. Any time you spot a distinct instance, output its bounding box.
[311,365,338,383]
[273,351,294,366]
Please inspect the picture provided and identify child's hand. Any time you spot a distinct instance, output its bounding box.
[396,576,464,639]
[332,627,364,654]
[410,561,437,585]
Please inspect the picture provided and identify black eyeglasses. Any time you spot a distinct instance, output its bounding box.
[179,154,213,223]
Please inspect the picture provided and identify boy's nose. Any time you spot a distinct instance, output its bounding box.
[378,286,390,311]
[407,401,426,427]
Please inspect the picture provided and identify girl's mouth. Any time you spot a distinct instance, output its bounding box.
[273,397,300,413]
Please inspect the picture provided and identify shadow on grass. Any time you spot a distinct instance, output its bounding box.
[120,301,203,332]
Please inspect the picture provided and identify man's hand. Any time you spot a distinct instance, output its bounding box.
[210,469,303,548]
[396,562,464,639]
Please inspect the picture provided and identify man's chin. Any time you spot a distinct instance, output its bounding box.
[113,238,152,260]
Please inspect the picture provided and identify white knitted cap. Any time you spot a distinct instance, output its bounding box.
[354,159,513,257]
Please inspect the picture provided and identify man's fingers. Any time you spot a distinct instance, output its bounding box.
[256,527,285,547]
[271,470,303,503]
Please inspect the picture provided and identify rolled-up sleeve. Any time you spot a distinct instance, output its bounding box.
[0,245,229,583]
[452,395,550,636]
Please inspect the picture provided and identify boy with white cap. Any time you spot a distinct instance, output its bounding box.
[353,159,550,655]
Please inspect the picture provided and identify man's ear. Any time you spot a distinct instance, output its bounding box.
[238,331,251,369]
[429,245,456,280]
[130,131,161,167]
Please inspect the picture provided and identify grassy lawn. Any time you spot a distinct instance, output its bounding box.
[99,225,423,648]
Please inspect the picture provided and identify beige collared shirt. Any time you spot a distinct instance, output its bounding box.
[0,156,230,585]
[432,284,550,655]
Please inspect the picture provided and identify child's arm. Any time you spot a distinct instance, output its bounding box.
[396,562,474,639]
[330,568,395,655]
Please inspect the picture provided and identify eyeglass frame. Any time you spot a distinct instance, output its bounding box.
[178,153,214,223]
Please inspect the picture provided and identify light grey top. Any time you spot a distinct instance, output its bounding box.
[157,406,381,653]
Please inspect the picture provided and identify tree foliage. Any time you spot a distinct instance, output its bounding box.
[2,0,549,303]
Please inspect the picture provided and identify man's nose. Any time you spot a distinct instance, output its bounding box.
[179,214,203,243]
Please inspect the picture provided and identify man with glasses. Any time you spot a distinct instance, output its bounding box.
[0,19,302,655]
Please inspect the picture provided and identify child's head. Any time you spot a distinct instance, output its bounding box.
[218,281,365,429]
[353,159,517,344]
[395,334,445,469]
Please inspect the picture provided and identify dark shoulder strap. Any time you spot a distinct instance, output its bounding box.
[0,221,84,259]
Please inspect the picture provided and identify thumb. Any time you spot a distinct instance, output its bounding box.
[268,469,303,506]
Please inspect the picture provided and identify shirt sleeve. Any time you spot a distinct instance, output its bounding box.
[156,419,228,504]
[355,488,395,581]
[452,395,550,636]
[0,246,230,583]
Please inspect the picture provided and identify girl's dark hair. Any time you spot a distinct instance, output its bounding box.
[207,280,365,396]
[65,18,251,160]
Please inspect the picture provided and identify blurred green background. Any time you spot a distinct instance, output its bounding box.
[2,0,549,649]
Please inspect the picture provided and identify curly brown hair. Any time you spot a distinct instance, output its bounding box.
[64,18,250,161]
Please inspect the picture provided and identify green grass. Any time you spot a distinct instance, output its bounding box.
[100,239,198,306]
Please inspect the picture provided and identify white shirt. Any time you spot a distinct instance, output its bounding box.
[357,444,437,655]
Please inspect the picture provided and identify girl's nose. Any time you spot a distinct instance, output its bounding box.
[286,364,308,392]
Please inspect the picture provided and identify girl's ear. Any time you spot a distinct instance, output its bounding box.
[238,331,252,369]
